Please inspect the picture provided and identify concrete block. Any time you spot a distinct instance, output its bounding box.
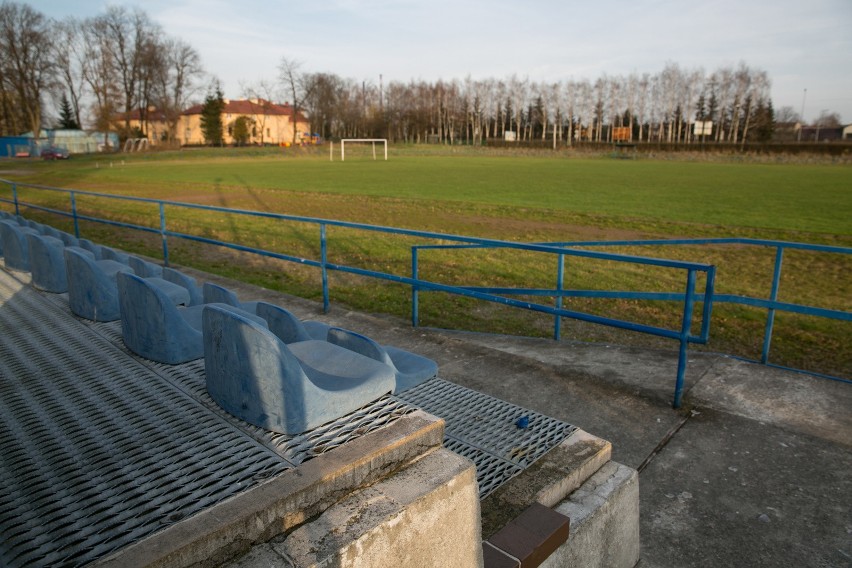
[92,410,445,568]
[481,429,611,537]
[273,448,483,568]
[542,461,640,568]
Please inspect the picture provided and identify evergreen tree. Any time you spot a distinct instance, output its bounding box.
[200,85,225,146]
[58,93,80,129]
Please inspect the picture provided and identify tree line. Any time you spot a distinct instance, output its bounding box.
[298,63,781,146]
[2,1,840,148]
[0,2,203,140]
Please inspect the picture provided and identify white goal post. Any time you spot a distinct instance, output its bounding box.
[340,139,387,161]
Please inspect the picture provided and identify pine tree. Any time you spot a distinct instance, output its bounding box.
[200,85,225,146]
[58,93,80,129]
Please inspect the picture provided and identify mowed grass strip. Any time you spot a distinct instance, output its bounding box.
[2,147,850,378]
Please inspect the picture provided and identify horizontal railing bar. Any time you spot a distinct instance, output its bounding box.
[415,237,852,256]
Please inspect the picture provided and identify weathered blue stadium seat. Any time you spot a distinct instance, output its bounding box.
[100,247,130,265]
[65,246,134,321]
[203,304,394,435]
[128,255,163,278]
[326,328,438,393]
[162,267,204,306]
[0,220,40,271]
[58,231,79,247]
[78,238,103,259]
[27,233,69,293]
[202,281,260,314]
[116,271,203,363]
[255,301,331,343]
[39,225,63,240]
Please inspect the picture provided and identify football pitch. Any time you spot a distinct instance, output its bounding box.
[2,146,850,377]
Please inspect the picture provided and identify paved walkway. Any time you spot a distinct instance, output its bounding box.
[203,266,852,568]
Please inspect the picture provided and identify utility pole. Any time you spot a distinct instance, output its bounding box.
[797,88,807,142]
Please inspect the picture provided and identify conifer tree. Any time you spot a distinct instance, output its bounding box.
[58,93,80,129]
[200,85,225,146]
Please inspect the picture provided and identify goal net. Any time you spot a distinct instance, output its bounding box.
[340,139,387,161]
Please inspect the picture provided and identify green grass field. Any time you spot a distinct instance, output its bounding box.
[2,145,850,377]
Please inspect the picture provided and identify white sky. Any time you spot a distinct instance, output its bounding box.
[27,0,852,123]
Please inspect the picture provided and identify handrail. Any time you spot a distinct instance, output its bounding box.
[2,179,720,408]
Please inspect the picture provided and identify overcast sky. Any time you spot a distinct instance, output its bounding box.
[26,0,852,123]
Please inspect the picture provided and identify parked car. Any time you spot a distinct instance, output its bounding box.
[41,147,70,160]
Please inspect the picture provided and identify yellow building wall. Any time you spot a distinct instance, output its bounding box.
[179,112,309,145]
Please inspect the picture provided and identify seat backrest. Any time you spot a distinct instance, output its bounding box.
[203,304,307,432]
[27,233,67,292]
[255,302,313,343]
[64,246,131,321]
[116,271,178,342]
[128,256,163,278]
[162,267,203,306]
[327,327,395,367]
[202,282,241,306]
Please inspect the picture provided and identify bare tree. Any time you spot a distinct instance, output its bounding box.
[52,17,87,129]
[278,57,316,145]
[157,39,203,143]
[0,2,56,136]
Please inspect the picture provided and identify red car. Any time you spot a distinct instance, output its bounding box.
[41,147,70,160]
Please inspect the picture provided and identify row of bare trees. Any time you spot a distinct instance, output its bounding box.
[0,2,203,142]
[297,62,778,145]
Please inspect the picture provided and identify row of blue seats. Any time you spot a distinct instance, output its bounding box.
[0,212,437,435]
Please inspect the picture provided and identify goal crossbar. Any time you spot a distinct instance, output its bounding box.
[340,139,387,161]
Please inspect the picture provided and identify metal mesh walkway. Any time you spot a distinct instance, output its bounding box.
[1,266,577,565]
[0,271,291,567]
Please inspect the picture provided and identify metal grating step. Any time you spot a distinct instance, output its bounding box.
[0,272,291,567]
[396,378,577,498]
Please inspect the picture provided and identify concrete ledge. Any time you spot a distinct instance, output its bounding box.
[253,448,483,568]
[92,410,445,568]
[543,461,640,568]
[481,429,611,538]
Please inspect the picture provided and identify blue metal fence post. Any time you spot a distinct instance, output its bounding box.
[159,202,169,267]
[11,183,18,216]
[412,247,420,328]
[673,269,697,409]
[70,191,80,237]
[554,253,565,340]
[761,246,784,364]
[320,223,330,313]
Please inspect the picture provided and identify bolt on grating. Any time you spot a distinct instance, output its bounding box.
[396,378,577,497]
[0,273,292,567]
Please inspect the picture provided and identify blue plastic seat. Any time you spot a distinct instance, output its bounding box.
[78,239,103,259]
[128,255,163,278]
[326,328,438,393]
[58,231,79,247]
[255,301,331,343]
[118,270,205,363]
[27,233,69,293]
[1,220,40,271]
[65,246,134,321]
[162,267,204,306]
[203,304,394,435]
[100,247,130,265]
[202,281,260,314]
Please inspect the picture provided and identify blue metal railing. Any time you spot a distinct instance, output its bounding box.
[6,178,801,410]
[420,237,851,382]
